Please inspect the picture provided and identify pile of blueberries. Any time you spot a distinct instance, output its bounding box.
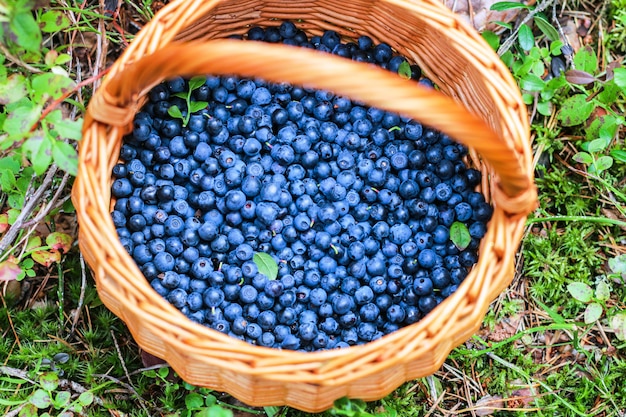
[110,21,493,351]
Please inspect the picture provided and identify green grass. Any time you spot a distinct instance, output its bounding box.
[1,0,626,416]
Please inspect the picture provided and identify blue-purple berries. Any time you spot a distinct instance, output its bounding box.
[110,22,492,352]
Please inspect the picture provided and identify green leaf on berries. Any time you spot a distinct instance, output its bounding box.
[567,282,593,303]
[610,149,626,163]
[168,105,184,119]
[450,222,471,251]
[189,101,209,113]
[398,61,411,80]
[584,303,602,324]
[189,76,207,92]
[253,252,278,281]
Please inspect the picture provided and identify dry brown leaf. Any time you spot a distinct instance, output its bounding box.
[481,313,523,342]
[442,0,523,32]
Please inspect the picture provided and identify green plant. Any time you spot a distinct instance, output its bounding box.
[0,0,82,176]
[0,367,99,416]
[567,253,626,341]
[167,76,209,127]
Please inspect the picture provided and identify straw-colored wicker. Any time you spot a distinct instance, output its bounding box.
[72,0,538,412]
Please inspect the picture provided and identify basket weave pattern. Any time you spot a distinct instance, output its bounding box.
[73,0,537,411]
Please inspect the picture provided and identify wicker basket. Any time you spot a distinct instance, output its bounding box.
[73,0,538,412]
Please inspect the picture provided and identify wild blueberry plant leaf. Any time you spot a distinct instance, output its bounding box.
[567,282,593,303]
[253,252,278,281]
[450,222,471,251]
[398,61,411,80]
[584,303,603,324]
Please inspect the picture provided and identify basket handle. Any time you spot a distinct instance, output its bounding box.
[88,40,537,213]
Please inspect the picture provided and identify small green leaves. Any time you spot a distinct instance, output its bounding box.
[595,281,610,301]
[567,282,593,303]
[397,61,411,80]
[573,46,598,74]
[77,391,94,406]
[168,105,184,120]
[572,152,592,165]
[611,313,626,341]
[11,10,42,53]
[167,77,209,126]
[534,13,559,41]
[481,30,500,51]
[184,392,205,409]
[587,138,609,153]
[613,67,626,91]
[611,149,626,164]
[450,222,471,251]
[38,372,60,391]
[557,94,595,126]
[189,75,207,91]
[31,249,61,267]
[519,74,545,92]
[51,140,78,176]
[29,389,52,409]
[518,24,534,51]
[489,1,533,11]
[0,74,28,105]
[584,303,603,324]
[189,101,209,113]
[253,252,278,281]
[590,155,613,174]
[39,10,71,33]
[608,254,626,276]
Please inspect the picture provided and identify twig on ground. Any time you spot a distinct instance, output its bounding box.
[21,172,72,229]
[0,166,57,256]
[497,0,555,56]
[93,373,151,416]
[0,43,44,74]
[109,329,151,415]
[69,252,88,338]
